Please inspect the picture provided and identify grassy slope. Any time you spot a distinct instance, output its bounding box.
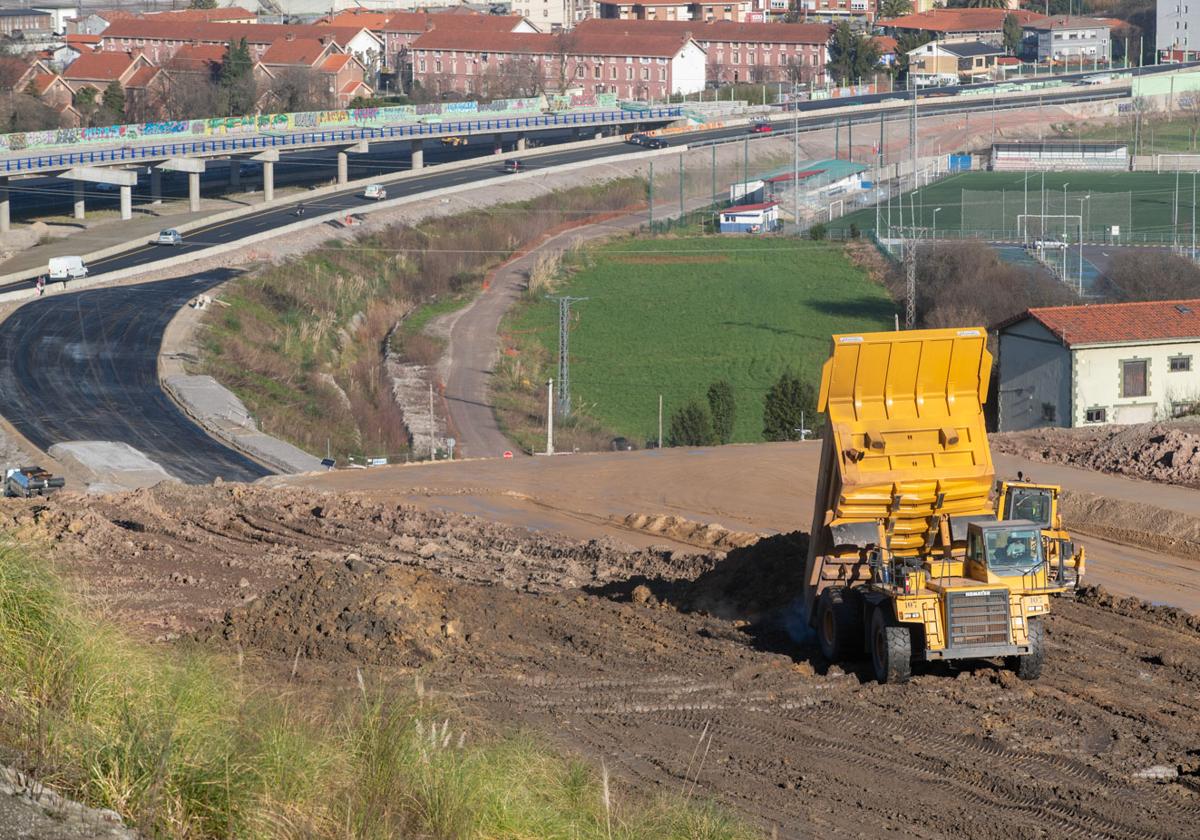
[507,236,893,445]
[0,543,757,839]
[831,171,1200,238]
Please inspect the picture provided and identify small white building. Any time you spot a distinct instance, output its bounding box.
[997,299,1200,431]
[719,201,779,233]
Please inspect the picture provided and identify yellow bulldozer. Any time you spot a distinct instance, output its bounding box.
[803,327,1068,683]
[995,478,1085,590]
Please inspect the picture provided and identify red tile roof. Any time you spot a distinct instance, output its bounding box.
[1016,299,1200,346]
[1023,15,1113,31]
[260,38,333,66]
[101,20,378,49]
[880,8,1045,33]
[164,43,227,73]
[125,65,159,88]
[29,71,61,95]
[322,10,393,29]
[412,27,693,58]
[724,201,778,212]
[576,18,832,44]
[143,6,256,22]
[872,35,898,53]
[62,50,139,81]
[321,53,352,72]
[66,33,101,45]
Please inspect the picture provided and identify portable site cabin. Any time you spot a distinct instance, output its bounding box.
[719,201,780,234]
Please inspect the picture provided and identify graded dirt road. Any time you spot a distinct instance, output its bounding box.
[13,477,1198,840]
[283,442,1200,613]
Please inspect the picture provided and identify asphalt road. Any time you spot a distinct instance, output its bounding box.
[0,85,1132,484]
[0,272,270,484]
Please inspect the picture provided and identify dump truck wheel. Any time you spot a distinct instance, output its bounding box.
[1007,618,1045,681]
[817,588,862,662]
[870,607,913,684]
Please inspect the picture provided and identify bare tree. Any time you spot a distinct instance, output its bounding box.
[706,58,727,87]
[1179,95,1200,150]
[267,66,334,113]
[1101,251,1200,301]
[0,92,66,132]
[551,30,578,94]
[498,54,544,98]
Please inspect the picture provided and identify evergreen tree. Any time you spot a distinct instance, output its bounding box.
[826,22,881,85]
[668,400,715,447]
[706,380,736,445]
[763,370,817,442]
[101,80,125,120]
[1003,13,1024,57]
[878,0,912,18]
[219,38,256,116]
[190,0,218,8]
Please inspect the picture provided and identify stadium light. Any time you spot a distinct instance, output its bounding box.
[932,207,942,242]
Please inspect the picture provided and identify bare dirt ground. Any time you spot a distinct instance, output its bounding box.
[6,439,1198,839]
[994,419,1200,489]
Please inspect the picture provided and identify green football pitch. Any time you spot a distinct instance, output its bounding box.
[832,171,1200,242]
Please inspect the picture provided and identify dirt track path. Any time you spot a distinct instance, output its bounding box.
[285,442,1200,612]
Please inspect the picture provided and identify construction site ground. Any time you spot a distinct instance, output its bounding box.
[9,441,1198,839]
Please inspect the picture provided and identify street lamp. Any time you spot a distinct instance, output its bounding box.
[1078,195,1090,296]
[932,207,943,242]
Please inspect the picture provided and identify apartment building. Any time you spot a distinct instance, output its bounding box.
[409,26,705,99]
[1158,1,1200,60]
[1022,16,1112,63]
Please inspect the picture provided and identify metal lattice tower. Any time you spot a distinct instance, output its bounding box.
[905,243,917,329]
[549,296,587,416]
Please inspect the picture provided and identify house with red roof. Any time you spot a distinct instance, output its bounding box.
[61,50,156,97]
[997,300,1200,430]
[257,34,374,107]
[410,24,706,99]
[879,8,1045,46]
[377,12,539,80]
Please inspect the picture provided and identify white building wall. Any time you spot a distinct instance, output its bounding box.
[671,39,706,93]
[1071,340,1200,426]
[1158,1,1200,55]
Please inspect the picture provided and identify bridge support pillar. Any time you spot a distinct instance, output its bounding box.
[411,138,424,170]
[337,150,349,184]
[229,159,240,190]
[263,160,274,202]
[516,133,526,151]
[119,184,132,220]
[0,177,9,234]
[150,167,162,204]
[73,181,84,220]
[492,134,503,154]
[594,128,604,141]
[188,171,201,212]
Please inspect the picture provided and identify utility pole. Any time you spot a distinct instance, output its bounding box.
[546,379,554,455]
[678,152,685,222]
[909,75,918,193]
[548,296,587,417]
[428,382,435,460]
[793,90,800,231]
[657,394,663,449]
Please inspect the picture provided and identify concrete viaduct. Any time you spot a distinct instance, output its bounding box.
[0,106,683,232]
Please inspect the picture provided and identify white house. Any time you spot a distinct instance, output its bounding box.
[997,299,1200,431]
[719,201,779,233]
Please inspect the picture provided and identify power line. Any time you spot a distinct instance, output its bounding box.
[547,295,586,418]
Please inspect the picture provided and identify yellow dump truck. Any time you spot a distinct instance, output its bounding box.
[804,327,1064,683]
[996,479,1085,590]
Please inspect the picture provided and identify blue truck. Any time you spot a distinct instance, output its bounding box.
[5,466,65,498]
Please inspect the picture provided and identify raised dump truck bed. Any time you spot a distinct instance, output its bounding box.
[802,327,1063,683]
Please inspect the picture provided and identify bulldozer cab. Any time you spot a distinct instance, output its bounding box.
[966,520,1047,580]
[996,480,1084,589]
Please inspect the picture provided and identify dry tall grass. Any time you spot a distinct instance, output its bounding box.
[199,178,645,462]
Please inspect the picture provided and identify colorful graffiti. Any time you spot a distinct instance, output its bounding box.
[0,94,608,155]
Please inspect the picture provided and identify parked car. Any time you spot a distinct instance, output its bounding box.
[363,184,387,200]
[47,255,87,280]
[154,229,182,246]
[503,159,524,173]
[750,122,774,134]
[610,437,635,452]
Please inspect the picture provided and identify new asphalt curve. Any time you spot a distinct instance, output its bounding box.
[0,86,1133,484]
[0,271,270,484]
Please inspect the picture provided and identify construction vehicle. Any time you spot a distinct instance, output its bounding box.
[5,466,65,498]
[804,327,1065,683]
[996,478,1085,590]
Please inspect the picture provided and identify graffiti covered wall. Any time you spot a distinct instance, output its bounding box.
[0,94,588,155]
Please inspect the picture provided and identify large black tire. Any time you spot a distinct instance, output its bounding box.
[817,588,862,662]
[1007,618,1045,681]
[870,606,914,684]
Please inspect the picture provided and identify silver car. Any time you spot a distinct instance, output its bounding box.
[155,229,182,246]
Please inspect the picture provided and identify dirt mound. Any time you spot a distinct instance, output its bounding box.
[619,512,760,550]
[1076,584,1200,635]
[993,420,1200,488]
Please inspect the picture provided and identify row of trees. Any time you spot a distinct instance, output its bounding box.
[667,372,818,447]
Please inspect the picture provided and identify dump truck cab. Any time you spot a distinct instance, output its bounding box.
[804,327,1056,683]
[996,479,1085,589]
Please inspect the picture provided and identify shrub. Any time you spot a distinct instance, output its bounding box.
[707,381,736,445]
[848,223,860,239]
[763,369,817,441]
[668,399,715,447]
[808,223,828,241]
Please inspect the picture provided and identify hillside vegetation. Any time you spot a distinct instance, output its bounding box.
[498,235,894,448]
[198,179,645,462]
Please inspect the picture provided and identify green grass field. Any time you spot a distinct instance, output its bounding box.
[508,237,893,445]
[1061,113,1199,155]
[832,171,1200,241]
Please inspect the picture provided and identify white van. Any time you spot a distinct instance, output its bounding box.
[47,256,88,281]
